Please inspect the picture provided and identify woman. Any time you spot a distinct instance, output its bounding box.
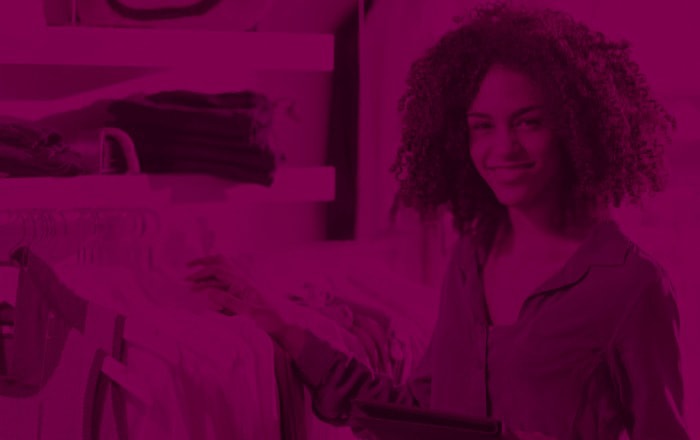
[186,3,690,439]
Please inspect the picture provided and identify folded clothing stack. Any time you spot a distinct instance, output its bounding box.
[0,122,91,177]
[108,91,278,185]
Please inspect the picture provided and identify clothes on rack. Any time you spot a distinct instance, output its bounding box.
[107,90,278,185]
[7,247,128,382]
[47,256,282,440]
[0,247,127,440]
[0,234,286,439]
[9,247,87,388]
[0,227,431,440]
[115,311,279,440]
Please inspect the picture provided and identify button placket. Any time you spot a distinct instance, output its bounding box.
[475,324,488,375]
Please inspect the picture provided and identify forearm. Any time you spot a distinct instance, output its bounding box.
[245,293,426,424]
[274,322,425,425]
[191,257,423,422]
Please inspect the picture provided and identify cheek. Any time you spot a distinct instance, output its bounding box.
[468,133,488,163]
[468,142,488,174]
[521,132,559,166]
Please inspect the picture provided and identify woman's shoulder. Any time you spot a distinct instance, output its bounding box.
[584,220,669,285]
[566,221,679,337]
[624,241,677,299]
[604,228,678,312]
[608,239,682,344]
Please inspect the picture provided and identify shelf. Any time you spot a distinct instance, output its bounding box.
[0,166,335,209]
[0,27,334,71]
[0,68,259,119]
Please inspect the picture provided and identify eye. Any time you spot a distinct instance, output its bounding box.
[516,118,543,129]
[469,121,493,131]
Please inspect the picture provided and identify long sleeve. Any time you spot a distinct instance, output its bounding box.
[286,237,470,426]
[290,327,433,426]
[609,274,691,440]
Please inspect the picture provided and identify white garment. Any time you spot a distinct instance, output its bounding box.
[52,262,281,440]
[121,312,279,440]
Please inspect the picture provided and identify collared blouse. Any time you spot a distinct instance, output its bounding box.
[291,220,691,439]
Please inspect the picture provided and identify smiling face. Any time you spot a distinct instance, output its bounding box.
[467,64,565,211]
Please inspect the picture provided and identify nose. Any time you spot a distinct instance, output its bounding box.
[490,127,525,157]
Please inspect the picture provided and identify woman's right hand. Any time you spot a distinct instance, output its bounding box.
[185,254,311,358]
[185,254,286,335]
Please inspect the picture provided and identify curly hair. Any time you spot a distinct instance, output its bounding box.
[390,1,676,239]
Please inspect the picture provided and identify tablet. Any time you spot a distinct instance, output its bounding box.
[349,399,502,440]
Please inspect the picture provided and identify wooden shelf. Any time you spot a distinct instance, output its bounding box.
[0,27,334,71]
[0,166,335,209]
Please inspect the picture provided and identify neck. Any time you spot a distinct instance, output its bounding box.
[497,201,610,256]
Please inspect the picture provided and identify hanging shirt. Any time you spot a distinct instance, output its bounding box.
[290,219,691,439]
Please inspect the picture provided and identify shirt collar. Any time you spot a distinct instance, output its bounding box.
[461,218,633,293]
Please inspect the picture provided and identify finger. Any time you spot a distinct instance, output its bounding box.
[187,254,226,267]
[205,289,251,315]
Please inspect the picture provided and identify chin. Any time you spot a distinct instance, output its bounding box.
[492,188,536,207]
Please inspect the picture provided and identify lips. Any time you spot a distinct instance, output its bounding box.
[487,162,535,170]
[486,162,535,183]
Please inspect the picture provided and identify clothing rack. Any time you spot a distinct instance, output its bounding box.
[0,185,294,438]
[0,207,161,268]
[0,207,164,401]
[0,206,289,440]
[3,243,290,440]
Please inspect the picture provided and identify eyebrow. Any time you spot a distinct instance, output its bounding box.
[467,105,544,119]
